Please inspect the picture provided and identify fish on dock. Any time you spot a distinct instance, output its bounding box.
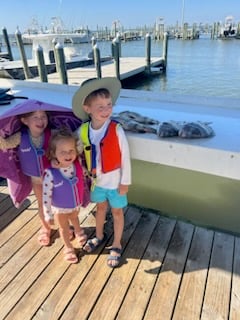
[112,111,159,133]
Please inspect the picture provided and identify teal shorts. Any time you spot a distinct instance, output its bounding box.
[91,186,128,208]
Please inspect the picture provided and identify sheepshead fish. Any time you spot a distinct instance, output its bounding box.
[112,115,157,133]
[157,121,184,137]
[118,111,159,125]
[178,121,214,138]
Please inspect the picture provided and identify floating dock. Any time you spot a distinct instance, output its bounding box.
[33,57,164,85]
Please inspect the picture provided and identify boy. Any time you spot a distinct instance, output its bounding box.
[72,77,131,268]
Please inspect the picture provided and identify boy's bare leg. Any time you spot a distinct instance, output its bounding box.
[95,201,108,240]
[83,201,108,252]
[111,207,124,249]
[107,207,124,267]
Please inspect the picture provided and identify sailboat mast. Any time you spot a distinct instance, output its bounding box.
[181,0,185,29]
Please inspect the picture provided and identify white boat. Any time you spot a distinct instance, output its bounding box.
[218,15,237,39]
[1,78,240,235]
[22,17,92,45]
[64,29,92,44]
[29,33,90,64]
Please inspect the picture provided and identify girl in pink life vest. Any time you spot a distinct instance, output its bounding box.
[42,128,88,264]
[0,110,54,246]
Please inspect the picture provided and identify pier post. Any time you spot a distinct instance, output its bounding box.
[91,36,97,64]
[162,32,168,70]
[2,27,13,61]
[116,33,121,57]
[54,43,68,84]
[36,45,48,83]
[15,28,33,79]
[145,33,151,73]
[112,37,120,80]
[93,44,102,78]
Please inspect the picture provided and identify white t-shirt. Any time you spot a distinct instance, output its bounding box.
[79,119,131,189]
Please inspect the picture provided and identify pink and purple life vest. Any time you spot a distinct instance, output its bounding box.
[18,128,51,177]
[49,160,85,208]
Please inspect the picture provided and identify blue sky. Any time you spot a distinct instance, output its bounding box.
[1,0,239,34]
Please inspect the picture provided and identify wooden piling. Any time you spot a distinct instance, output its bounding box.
[93,44,102,78]
[162,32,168,69]
[15,28,33,79]
[2,27,13,61]
[112,37,120,80]
[54,43,68,85]
[36,45,48,83]
[145,33,151,73]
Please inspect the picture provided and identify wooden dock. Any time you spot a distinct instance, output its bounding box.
[1,181,240,320]
[33,57,164,85]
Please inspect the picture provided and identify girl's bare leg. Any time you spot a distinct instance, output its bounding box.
[55,213,78,263]
[68,210,87,246]
[32,182,51,246]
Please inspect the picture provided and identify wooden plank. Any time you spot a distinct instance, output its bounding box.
[0,186,9,201]
[0,196,38,248]
[32,212,98,320]
[116,215,176,320]
[0,212,40,269]
[60,206,143,320]
[0,196,33,230]
[172,226,214,320]
[229,236,240,320]
[144,220,195,320]
[0,236,62,320]
[0,205,97,319]
[201,231,234,320]
[88,209,160,319]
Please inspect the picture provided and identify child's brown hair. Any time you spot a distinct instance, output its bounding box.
[47,127,78,161]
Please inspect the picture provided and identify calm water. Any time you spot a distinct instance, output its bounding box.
[1,35,240,99]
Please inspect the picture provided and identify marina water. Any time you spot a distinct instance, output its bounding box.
[2,36,240,99]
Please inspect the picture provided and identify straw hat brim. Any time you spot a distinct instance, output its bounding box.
[72,77,121,120]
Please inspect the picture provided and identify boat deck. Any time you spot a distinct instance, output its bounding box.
[1,181,240,320]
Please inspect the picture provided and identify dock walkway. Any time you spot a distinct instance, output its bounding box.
[1,181,240,320]
[33,57,164,85]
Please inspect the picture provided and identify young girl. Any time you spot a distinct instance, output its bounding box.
[0,110,76,246]
[0,110,54,245]
[42,128,87,264]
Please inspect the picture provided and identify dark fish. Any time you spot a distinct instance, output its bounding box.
[118,111,159,125]
[178,122,214,138]
[157,121,183,137]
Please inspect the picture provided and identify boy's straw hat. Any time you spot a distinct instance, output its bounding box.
[72,77,121,120]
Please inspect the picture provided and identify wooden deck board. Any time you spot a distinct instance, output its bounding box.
[35,57,163,85]
[202,232,234,320]
[1,187,240,320]
[230,236,240,320]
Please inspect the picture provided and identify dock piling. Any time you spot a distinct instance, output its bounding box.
[112,37,120,80]
[54,43,68,85]
[36,45,48,83]
[162,32,168,69]
[2,27,13,61]
[145,33,151,73]
[15,28,33,79]
[93,44,102,78]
